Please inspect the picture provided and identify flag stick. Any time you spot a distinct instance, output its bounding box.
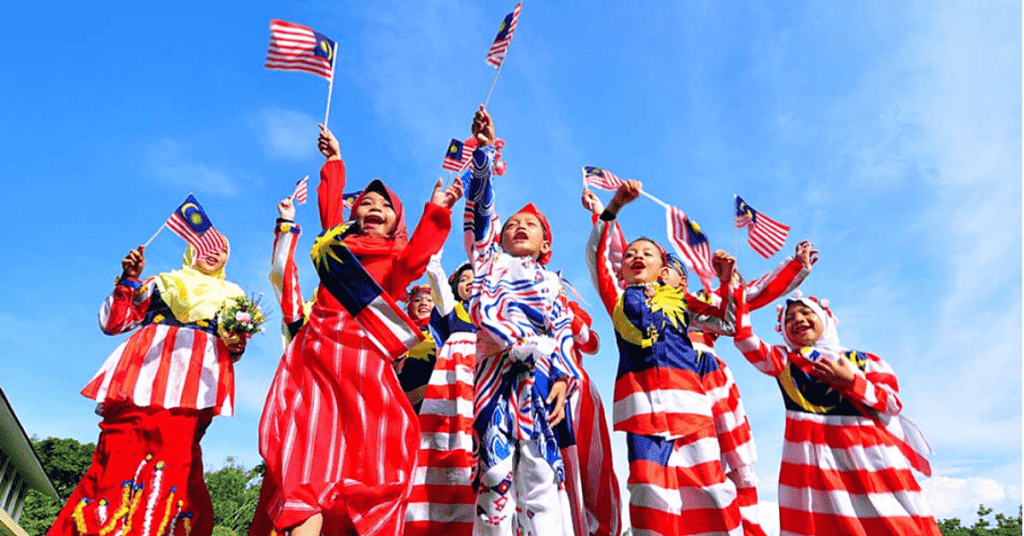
[323,42,339,128]
[733,194,739,258]
[639,189,670,209]
[482,63,504,109]
[144,223,166,247]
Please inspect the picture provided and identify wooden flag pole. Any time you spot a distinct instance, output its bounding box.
[323,41,339,128]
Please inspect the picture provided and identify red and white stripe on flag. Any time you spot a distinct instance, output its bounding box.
[265,20,335,80]
[166,213,224,263]
[485,3,522,68]
[735,197,789,258]
[582,166,626,191]
[665,205,716,292]
[292,176,309,205]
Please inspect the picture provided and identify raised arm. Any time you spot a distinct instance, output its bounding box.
[425,251,457,316]
[464,107,501,261]
[746,240,817,310]
[730,286,789,376]
[582,188,627,317]
[270,198,306,336]
[99,246,156,335]
[316,125,349,230]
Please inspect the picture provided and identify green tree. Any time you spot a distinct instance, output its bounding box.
[19,437,96,536]
[938,504,1023,536]
[204,457,264,535]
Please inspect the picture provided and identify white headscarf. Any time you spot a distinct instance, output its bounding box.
[778,291,843,355]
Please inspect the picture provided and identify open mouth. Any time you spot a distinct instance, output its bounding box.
[513,230,529,241]
[630,260,646,272]
[363,214,385,225]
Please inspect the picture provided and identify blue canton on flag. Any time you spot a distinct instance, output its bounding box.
[165,195,224,264]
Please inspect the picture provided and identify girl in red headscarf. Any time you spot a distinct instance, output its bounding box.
[252,125,463,536]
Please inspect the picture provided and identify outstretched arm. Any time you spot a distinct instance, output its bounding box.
[99,246,155,335]
[270,198,306,334]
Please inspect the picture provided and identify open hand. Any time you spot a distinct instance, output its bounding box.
[431,177,464,209]
[795,240,819,270]
[121,245,146,279]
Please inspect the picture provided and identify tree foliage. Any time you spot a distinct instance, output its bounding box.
[939,504,1023,536]
[19,437,96,536]
[205,457,264,535]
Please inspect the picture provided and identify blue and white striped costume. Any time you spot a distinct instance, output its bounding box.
[465,145,581,536]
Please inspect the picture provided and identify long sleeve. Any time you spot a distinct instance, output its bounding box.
[464,145,500,262]
[382,202,452,298]
[731,287,789,376]
[317,158,348,230]
[270,221,306,335]
[841,352,903,418]
[425,252,456,316]
[585,217,625,317]
[746,256,809,311]
[98,277,155,335]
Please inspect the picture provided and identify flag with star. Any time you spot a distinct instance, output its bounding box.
[486,3,522,68]
[735,195,790,258]
[265,20,336,80]
[665,205,715,292]
[166,195,225,265]
[582,166,626,191]
[442,138,469,171]
[342,190,363,210]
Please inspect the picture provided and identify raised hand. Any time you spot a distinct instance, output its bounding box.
[581,188,605,215]
[278,197,296,221]
[605,179,643,217]
[472,105,496,147]
[431,177,464,209]
[795,240,819,270]
[317,124,341,161]
[121,245,146,279]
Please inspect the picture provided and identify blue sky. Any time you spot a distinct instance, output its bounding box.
[2,1,1019,533]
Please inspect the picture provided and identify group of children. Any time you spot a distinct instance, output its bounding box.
[49,106,943,536]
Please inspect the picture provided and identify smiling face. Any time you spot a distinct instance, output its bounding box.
[619,239,665,285]
[456,268,473,301]
[193,238,228,275]
[352,191,397,238]
[408,291,434,321]
[784,302,825,347]
[500,213,550,261]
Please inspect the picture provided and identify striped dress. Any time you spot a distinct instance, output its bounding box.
[585,217,741,536]
[252,158,452,536]
[732,293,941,536]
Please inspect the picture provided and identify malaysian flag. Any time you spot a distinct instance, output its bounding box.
[582,166,626,191]
[265,20,336,81]
[342,190,363,210]
[665,205,715,292]
[442,138,469,171]
[292,175,309,205]
[486,3,522,68]
[735,195,790,258]
[166,195,225,264]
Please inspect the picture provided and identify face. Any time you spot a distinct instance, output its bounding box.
[409,292,434,321]
[784,303,825,347]
[619,239,665,285]
[500,213,550,261]
[660,266,686,288]
[194,242,228,275]
[352,191,397,238]
[457,269,473,301]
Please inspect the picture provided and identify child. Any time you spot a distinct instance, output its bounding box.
[397,284,439,410]
[583,180,741,536]
[254,125,463,536]
[269,196,312,344]
[731,288,941,536]
[403,255,479,536]
[465,107,580,535]
[50,239,247,536]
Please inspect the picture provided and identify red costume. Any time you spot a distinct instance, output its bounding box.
[253,159,451,536]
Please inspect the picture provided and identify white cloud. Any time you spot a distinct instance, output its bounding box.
[250,106,319,161]
[922,475,1009,520]
[145,138,236,195]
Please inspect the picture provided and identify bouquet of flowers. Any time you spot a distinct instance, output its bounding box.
[218,294,268,341]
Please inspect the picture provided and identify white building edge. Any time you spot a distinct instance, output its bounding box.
[0,388,58,536]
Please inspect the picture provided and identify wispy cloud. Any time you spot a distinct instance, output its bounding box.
[144,138,236,196]
[249,106,319,161]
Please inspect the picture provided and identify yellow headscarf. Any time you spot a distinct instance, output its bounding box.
[153,239,245,325]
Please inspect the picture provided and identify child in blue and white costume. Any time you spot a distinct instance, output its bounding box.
[464,106,581,536]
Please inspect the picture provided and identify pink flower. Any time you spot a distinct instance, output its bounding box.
[236,311,252,325]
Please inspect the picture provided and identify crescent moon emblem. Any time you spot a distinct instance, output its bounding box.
[181,202,199,216]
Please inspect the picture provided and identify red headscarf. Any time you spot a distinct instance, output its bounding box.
[344,178,409,249]
[506,203,552,265]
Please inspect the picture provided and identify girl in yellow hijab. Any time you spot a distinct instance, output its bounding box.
[50,236,246,536]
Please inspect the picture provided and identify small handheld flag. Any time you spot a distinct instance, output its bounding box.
[341,190,363,210]
[665,205,715,292]
[735,195,790,258]
[265,20,336,80]
[582,166,626,191]
[486,3,523,68]
[292,175,309,205]
[166,195,225,265]
[442,139,468,172]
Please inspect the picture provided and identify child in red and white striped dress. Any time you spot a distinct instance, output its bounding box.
[731,288,941,536]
